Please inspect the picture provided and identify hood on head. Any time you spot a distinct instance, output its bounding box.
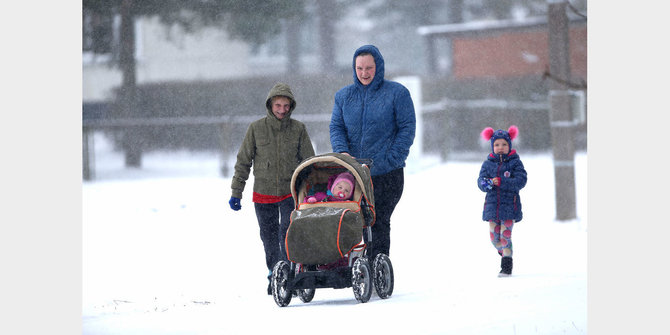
[265,82,296,120]
[352,45,385,89]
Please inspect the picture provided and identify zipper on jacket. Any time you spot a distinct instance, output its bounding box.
[275,127,280,195]
[495,157,502,220]
[359,88,368,156]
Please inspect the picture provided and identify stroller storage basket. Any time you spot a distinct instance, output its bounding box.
[286,206,364,265]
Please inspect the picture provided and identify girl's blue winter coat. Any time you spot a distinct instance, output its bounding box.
[477,150,527,222]
[329,45,416,176]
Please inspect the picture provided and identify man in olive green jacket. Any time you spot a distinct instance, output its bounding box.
[229,82,315,294]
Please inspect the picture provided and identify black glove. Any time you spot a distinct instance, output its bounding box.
[229,197,241,211]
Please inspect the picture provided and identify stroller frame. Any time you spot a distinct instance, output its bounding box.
[271,153,394,307]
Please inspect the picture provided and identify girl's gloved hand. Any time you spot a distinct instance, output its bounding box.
[480,178,494,190]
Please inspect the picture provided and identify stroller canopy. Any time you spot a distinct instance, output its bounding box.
[291,153,374,208]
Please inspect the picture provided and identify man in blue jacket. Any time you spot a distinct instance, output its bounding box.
[330,44,416,264]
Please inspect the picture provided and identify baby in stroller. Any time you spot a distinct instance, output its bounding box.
[304,171,356,203]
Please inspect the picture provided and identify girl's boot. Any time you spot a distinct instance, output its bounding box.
[498,256,513,277]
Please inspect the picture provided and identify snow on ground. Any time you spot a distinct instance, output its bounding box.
[83,133,586,334]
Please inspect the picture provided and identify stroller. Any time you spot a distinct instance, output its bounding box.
[271,153,394,307]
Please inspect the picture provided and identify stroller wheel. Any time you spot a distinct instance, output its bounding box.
[298,288,315,303]
[296,265,316,303]
[271,261,292,307]
[352,257,372,303]
[373,254,394,299]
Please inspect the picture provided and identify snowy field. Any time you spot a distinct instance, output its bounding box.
[81,133,587,335]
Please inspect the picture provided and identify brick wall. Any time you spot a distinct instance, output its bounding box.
[452,26,586,81]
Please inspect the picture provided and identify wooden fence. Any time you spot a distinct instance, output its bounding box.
[83,98,577,181]
[82,114,331,181]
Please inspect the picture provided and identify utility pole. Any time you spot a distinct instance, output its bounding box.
[547,0,576,220]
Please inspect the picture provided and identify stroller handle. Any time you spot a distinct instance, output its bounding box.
[355,158,373,168]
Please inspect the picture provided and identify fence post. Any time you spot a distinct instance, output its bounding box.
[441,107,452,162]
[219,121,232,177]
[83,127,93,181]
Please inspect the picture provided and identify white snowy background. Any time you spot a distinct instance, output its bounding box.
[5,3,670,335]
[82,133,587,335]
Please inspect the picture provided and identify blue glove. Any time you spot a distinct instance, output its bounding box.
[229,197,241,211]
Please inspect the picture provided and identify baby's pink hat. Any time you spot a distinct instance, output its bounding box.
[331,172,355,197]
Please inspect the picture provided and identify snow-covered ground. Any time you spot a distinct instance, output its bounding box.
[82,133,587,334]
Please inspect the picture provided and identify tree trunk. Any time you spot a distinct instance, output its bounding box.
[316,0,336,74]
[285,19,301,75]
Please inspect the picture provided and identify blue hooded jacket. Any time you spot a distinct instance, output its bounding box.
[330,45,416,176]
[477,150,527,222]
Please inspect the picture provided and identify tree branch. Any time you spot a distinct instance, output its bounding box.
[542,67,587,90]
[568,1,587,20]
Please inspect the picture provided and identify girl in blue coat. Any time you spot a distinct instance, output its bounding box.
[477,125,527,277]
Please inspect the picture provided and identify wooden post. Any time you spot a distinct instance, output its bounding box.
[83,127,93,181]
[441,107,451,162]
[120,0,142,168]
[548,0,576,220]
[425,35,437,76]
[219,121,232,177]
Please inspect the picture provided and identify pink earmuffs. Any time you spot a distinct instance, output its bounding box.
[481,125,518,141]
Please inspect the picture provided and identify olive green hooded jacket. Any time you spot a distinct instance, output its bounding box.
[231,83,315,200]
